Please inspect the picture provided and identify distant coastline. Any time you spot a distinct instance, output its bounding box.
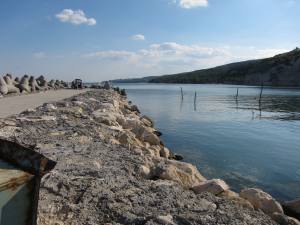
[111,48,300,87]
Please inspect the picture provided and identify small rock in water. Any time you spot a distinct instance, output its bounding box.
[173,154,184,161]
[272,212,300,225]
[283,198,300,220]
[153,130,162,137]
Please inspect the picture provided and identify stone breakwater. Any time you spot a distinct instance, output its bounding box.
[0,73,69,97]
[0,89,299,225]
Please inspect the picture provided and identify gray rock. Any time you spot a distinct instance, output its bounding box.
[192,179,229,195]
[18,75,31,93]
[0,76,8,95]
[4,75,20,94]
[104,81,111,90]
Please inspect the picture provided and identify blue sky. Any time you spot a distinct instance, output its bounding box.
[0,0,299,81]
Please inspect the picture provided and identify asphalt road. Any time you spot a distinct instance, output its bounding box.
[0,89,88,118]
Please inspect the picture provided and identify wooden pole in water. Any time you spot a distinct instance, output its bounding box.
[194,91,197,111]
[259,83,264,105]
[236,88,239,100]
[258,83,264,118]
[180,87,184,100]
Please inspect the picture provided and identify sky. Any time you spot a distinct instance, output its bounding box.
[0,0,299,82]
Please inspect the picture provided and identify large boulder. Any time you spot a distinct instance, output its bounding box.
[29,76,44,92]
[36,75,49,90]
[192,179,229,195]
[141,115,154,127]
[142,128,161,145]
[131,124,160,146]
[104,81,111,90]
[240,188,284,215]
[55,80,63,89]
[160,147,170,158]
[14,77,20,84]
[92,110,118,126]
[18,75,31,93]
[0,77,8,95]
[283,198,300,220]
[3,75,19,94]
[118,131,142,148]
[123,118,142,130]
[218,190,254,209]
[48,79,56,89]
[154,160,206,188]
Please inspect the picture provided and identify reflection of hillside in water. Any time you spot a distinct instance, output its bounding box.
[228,94,300,120]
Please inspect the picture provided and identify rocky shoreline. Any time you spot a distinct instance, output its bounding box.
[0,89,299,225]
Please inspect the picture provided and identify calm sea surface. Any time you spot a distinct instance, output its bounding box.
[116,83,300,201]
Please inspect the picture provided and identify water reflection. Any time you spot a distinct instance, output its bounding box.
[232,94,300,120]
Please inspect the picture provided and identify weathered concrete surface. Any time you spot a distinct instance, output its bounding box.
[0,90,280,225]
[0,89,88,118]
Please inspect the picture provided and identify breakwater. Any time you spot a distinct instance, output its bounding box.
[0,89,299,225]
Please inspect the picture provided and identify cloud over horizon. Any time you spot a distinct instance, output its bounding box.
[131,34,146,41]
[56,9,96,26]
[177,0,209,8]
[82,42,290,79]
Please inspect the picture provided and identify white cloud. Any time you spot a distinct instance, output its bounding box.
[83,50,137,60]
[82,42,231,70]
[2,43,291,82]
[33,52,46,59]
[131,34,146,41]
[82,43,290,78]
[177,0,208,8]
[56,9,96,26]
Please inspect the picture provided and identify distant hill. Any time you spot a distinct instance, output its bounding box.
[111,76,158,84]
[111,48,300,87]
[150,48,300,86]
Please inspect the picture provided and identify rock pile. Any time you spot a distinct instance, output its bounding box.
[0,73,69,97]
[0,89,299,225]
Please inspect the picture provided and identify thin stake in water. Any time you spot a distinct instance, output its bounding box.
[194,91,197,111]
[180,87,184,100]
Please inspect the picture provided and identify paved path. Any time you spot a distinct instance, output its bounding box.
[0,89,88,118]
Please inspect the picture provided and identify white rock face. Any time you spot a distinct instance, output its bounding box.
[240,188,284,215]
[192,179,229,195]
